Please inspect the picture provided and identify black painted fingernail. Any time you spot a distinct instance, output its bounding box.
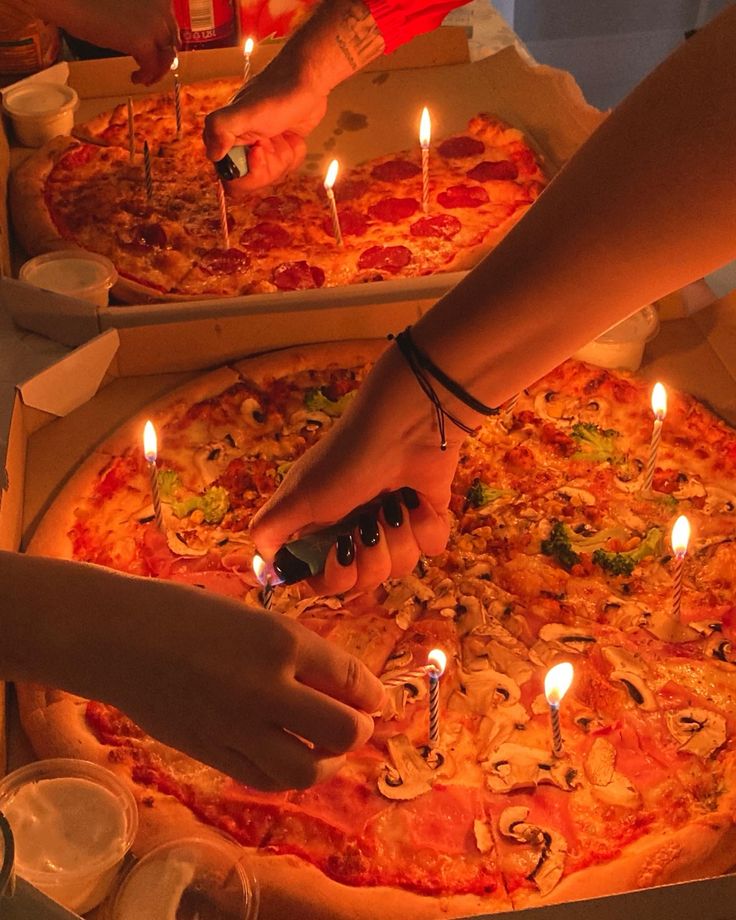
[401,487,420,510]
[336,534,355,566]
[358,513,380,547]
[382,493,403,528]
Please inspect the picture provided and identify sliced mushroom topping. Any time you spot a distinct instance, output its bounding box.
[478,703,529,756]
[474,820,493,854]
[601,646,646,677]
[383,648,413,671]
[556,486,596,507]
[584,737,616,786]
[383,575,434,611]
[665,709,727,758]
[462,668,521,709]
[674,478,706,501]
[704,485,736,514]
[166,531,208,557]
[574,710,604,733]
[591,772,640,808]
[242,396,267,426]
[538,624,597,653]
[377,734,434,800]
[604,599,650,631]
[529,831,567,897]
[483,744,578,794]
[499,806,544,845]
[644,609,700,644]
[610,671,658,711]
[706,636,736,664]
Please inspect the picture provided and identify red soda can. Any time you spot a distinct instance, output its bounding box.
[174,0,236,50]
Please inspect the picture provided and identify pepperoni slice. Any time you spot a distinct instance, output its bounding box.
[200,248,250,274]
[358,245,412,273]
[410,214,462,240]
[337,178,370,202]
[205,213,235,233]
[438,136,485,159]
[367,197,419,223]
[239,221,292,252]
[466,160,518,182]
[253,195,302,219]
[371,159,422,182]
[437,185,489,209]
[321,208,368,238]
[272,261,326,291]
[135,223,167,248]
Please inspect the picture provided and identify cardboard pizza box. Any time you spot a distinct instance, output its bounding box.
[0,36,604,357]
[2,298,736,917]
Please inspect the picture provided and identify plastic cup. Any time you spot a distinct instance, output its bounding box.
[20,250,118,306]
[0,759,138,914]
[573,305,660,371]
[2,81,78,147]
[108,835,259,920]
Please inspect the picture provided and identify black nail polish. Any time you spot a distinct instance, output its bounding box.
[382,493,403,528]
[358,513,380,547]
[401,487,420,510]
[336,534,355,566]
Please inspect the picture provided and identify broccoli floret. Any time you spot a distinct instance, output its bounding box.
[541,522,581,571]
[304,388,356,417]
[592,527,664,576]
[157,469,181,500]
[170,486,230,524]
[571,422,619,462]
[465,478,511,508]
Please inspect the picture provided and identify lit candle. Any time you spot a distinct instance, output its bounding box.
[323,159,343,246]
[253,553,274,610]
[670,514,690,621]
[143,420,164,530]
[143,140,153,200]
[427,648,447,753]
[419,106,431,214]
[643,382,667,491]
[215,180,230,249]
[243,37,254,82]
[544,662,574,758]
[127,96,135,163]
[171,56,182,140]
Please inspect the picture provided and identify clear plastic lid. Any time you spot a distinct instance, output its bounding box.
[3,81,78,118]
[108,835,259,920]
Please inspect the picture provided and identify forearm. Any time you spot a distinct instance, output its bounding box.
[414,7,736,407]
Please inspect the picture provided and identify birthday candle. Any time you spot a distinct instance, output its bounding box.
[143,421,164,531]
[323,159,343,246]
[643,382,667,491]
[143,141,153,200]
[544,662,574,758]
[670,515,690,621]
[420,107,431,214]
[427,649,446,752]
[216,181,230,249]
[127,96,135,162]
[243,37,254,82]
[171,56,182,140]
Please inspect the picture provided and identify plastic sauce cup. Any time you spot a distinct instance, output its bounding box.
[20,250,118,306]
[0,759,138,914]
[2,81,78,147]
[108,835,259,920]
[573,305,660,371]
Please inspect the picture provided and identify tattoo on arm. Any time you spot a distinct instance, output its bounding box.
[334,0,384,72]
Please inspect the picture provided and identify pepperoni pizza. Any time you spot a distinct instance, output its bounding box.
[10,77,546,302]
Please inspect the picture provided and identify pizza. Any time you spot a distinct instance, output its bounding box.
[10,76,546,303]
[18,341,736,918]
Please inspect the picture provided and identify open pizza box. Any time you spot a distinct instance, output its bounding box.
[2,289,736,917]
[0,33,604,353]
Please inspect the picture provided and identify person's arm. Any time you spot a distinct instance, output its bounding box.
[0,551,383,790]
[3,0,179,84]
[251,6,736,591]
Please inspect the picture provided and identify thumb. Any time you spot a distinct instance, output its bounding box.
[203,106,241,161]
[251,482,317,561]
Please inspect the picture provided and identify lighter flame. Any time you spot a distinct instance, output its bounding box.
[544,662,574,706]
[143,420,157,462]
[244,37,254,56]
[171,55,179,72]
[253,553,267,583]
[324,159,339,191]
[671,514,691,557]
[419,106,431,148]
[427,648,447,677]
[651,381,667,420]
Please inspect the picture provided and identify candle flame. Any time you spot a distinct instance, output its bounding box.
[253,553,284,587]
[427,648,447,677]
[324,159,339,191]
[143,420,157,462]
[544,662,574,705]
[671,514,690,557]
[419,106,431,148]
[244,37,254,55]
[171,55,179,72]
[651,381,667,420]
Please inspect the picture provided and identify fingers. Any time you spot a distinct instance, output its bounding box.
[223,132,307,196]
[130,40,176,86]
[203,107,239,161]
[270,682,374,756]
[243,726,346,790]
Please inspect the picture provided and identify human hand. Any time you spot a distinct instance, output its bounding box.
[94,576,384,791]
[203,67,327,193]
[251,345,470,594]
[56,0,179,85]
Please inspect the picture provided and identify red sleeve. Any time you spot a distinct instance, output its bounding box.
[365,0,472,54]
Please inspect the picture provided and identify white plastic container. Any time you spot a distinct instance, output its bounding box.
[2,81,78,147]
[0,758,138,914]
[20,250,118,306]
[574,305,660,371]
[108,835,259,920]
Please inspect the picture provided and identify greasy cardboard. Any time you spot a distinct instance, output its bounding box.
[1,39,603,354]
[4,296,736,919]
